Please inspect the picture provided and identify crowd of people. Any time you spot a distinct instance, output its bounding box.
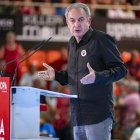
[0,0,140,18]
[112,49,140,139]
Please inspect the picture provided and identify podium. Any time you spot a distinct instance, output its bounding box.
[0,77,77,140]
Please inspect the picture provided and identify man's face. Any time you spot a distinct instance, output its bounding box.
[66,8,91,42]
[6,33,16,44]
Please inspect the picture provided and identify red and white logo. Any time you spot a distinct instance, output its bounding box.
[0,82,7,93]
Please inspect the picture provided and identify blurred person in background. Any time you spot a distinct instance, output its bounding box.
[117,79,140,140]
[38,3,127,140]
[111,103,124,139]
[125,49,140,81]
[40,107,56,138]
[22,0,36,15]
[56,0,70,16]
[122,2,136,19]
[39,0,56,16]
[19,63,37,86]
[49,47,68,71]
[0,31,24,84]
[130,113,140,140]
[107,0,126,19]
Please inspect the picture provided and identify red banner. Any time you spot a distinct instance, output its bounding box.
[0,77,10,140]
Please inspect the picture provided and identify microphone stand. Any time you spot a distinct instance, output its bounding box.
[12,37,52,86]
[0,40,45,77]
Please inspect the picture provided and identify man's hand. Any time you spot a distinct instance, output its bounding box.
[80,62,96,84]
[38,63,55,81]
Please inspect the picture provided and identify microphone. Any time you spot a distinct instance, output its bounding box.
[11,37,52,86]
[0,40,46,77]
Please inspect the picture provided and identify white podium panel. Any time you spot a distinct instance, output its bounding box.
[11,87,40,139]
[11,86,76,140]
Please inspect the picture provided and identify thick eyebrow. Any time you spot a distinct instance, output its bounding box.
[68,17,75,20]
[68,16,85,20]
[79,17,85,20]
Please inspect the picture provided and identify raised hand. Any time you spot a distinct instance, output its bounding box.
[38,63,55,81]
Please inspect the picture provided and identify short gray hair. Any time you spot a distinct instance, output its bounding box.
[65,3,91,18]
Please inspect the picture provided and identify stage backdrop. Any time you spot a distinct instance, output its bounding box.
[0,15,140,51]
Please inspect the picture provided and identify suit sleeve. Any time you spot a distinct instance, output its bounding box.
[94,34,128,85]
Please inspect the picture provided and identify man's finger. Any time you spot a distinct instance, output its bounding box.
[43,63,50,69]
[87,62,93,72]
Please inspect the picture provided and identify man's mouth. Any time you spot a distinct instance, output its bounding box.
[75,30,81,33]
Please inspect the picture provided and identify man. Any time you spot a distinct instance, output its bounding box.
[38,3,127,140]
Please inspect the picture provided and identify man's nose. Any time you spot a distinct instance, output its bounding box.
[74,20,80,27]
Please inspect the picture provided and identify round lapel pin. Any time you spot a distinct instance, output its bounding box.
[81,50,87,57]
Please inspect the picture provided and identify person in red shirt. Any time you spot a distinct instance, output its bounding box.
[0,31,24,84]
[49,47,68,71]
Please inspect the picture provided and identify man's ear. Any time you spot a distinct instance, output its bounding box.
[88,16,92,24]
